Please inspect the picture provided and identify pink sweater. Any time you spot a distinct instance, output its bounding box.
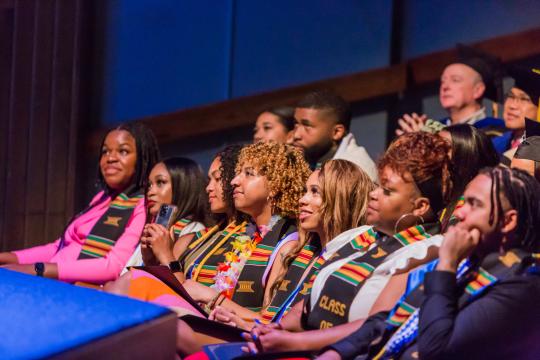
[13,191,146,284]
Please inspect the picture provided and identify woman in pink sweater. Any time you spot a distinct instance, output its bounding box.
[0,123,160,284]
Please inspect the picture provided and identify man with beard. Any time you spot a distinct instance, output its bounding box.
[292,90,377,181]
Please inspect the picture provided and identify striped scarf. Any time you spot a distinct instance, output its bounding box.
[78,190,144,259]
[189,222,248,286]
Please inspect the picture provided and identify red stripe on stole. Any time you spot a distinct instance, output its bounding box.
[250,250,272,258]
[393,309,410,319]
[197,273,216,279]
[469,278,484,290]
[340,264,370,278]
[404,227,423,242]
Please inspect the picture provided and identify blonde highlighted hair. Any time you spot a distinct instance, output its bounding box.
[267,159,374,307]
[236,142,311,218]
[318,159,374,241]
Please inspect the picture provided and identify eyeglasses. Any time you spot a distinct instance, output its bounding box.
[505,92,532,104]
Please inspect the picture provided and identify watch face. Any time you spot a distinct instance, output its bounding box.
[169,261,182,273]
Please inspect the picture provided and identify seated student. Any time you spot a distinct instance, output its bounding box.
[437,124,499,228]
[396,45,505,137]
[207,159,374,330]
[292,89,377,180]
[493,66,540,158]
[121,157,209,273]
[181,142,310,314]
[253,107,295,144]
[117,143,310,317]
[321,166,540,360]
[243,132,451,355]
[0,123,160,284]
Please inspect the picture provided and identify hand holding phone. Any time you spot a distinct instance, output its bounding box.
[153,204,178,229]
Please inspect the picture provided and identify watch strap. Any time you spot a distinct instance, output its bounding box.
[34,262,45,277]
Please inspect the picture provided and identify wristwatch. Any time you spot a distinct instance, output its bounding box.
[34,262,45,277]
[168,260,183,273]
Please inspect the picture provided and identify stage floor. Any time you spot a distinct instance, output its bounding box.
[0,268,177,359]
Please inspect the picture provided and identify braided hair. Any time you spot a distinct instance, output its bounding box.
[480,166,540,252]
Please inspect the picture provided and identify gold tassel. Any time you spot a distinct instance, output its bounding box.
[492,102,499,118]
[531,69,540,121]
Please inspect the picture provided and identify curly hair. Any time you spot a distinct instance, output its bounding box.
[379,132,452,215]
[236,142,311,218]
[215,145,243,210]
[212,144,246,223]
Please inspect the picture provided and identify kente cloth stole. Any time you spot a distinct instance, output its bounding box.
[263,229,379,323]
[170,218,193,239]
[180,224,221,274]
[305,224,438,330]
[77,189,144,259]
[187,222,247,286]
[260,242,321,323]
[231,218,298,312]
[212,230,265,299]
[375,249,532,360]
[322,227,381,269]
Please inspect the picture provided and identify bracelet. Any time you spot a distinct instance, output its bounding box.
[216,294,226,307]
[204,292,222,314]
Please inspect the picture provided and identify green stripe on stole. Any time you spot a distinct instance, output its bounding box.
[77,188,143,261]
[86,234,116,246]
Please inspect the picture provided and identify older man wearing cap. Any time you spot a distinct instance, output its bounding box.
[397,45,505,136]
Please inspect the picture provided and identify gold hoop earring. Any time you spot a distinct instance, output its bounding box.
[394,213,424,234]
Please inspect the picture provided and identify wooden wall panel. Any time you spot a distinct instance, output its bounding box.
[0,7,14,252]
[44,0,77,245]
[104,27,540,146]
[4,0,36,249]
[0,0,92,251]
[24,0,55,249]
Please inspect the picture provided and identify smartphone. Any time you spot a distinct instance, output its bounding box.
[153,204,178,229]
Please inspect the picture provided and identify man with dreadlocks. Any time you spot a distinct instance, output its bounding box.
[318,166,540,360]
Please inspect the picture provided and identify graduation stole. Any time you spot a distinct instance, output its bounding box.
[170,218,193,239]
[440,195,465,230]
[188,221,248,286]
[375,249,532,360]
[322,227,381,270]
[231,217,298,312]
[260,241,322,323]
[180,224,221,274]
[305,223,439,330]
[77,188,144,259]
